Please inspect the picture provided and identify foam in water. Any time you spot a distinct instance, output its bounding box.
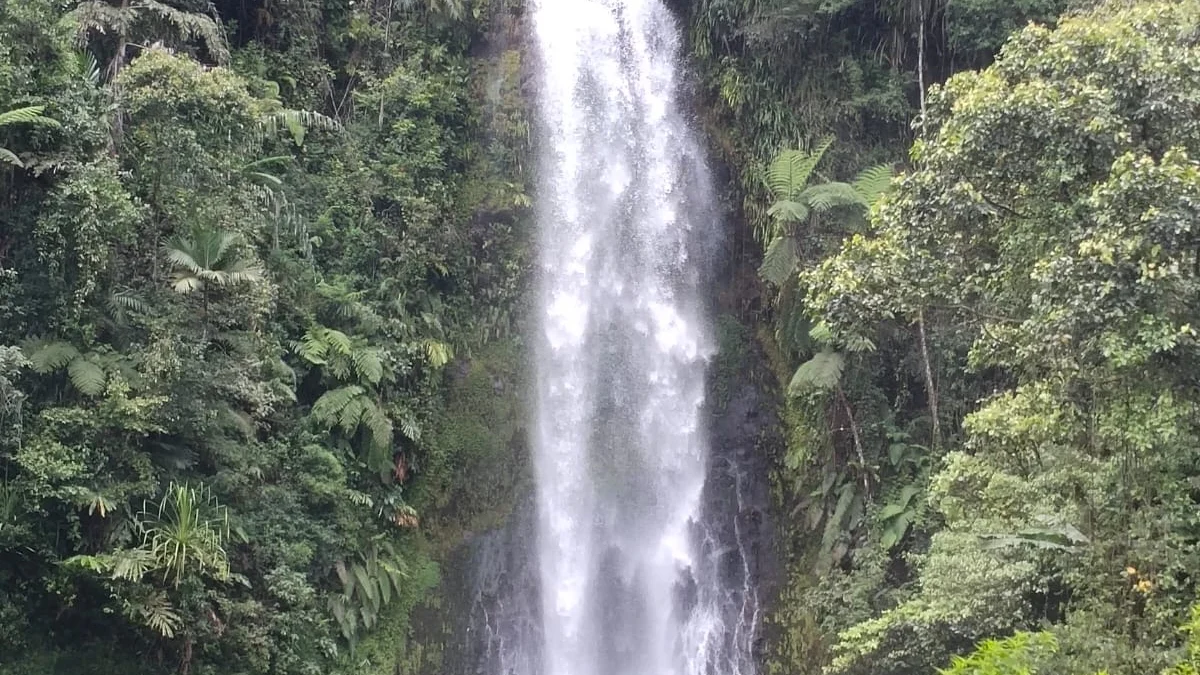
[527,2,755,675]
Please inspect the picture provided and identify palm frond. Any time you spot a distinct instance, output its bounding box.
[258,110,342,147]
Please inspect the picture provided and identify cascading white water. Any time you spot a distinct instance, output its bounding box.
[529,3,754,675]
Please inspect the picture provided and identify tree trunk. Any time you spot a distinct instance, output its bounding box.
[107,0,132,151]
[836,384,870,498]
[917,308,940,450]
[917,0,928,130]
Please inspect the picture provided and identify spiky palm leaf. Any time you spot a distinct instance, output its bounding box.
[164,227,263,294]
[141,482,231,586]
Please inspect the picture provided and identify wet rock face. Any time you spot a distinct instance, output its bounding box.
[428,497,541,675]
[701,353,783,667]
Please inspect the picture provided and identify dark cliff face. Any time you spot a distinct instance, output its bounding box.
[701,347,784,667]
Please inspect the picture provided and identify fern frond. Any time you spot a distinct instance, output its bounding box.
[788,350,845,394]
[108,548,157,581]
[767,199,809,225]
[0,106,59,128]
[765,137,832,200]
[759,236,799,286]
[24,339,81,373]
[322,328,353,356]
[397,411,421,442]
[0,148,23,167]
[136,591,182,638]
[107,290,150,316]
[852,163,895,205]
[310,385,365,426]
[336,395,368,435]
[801,182,866,213]
[362,403,393,448]
[68,358,107,396]
[351,348,384,385]
[62,1,131,41]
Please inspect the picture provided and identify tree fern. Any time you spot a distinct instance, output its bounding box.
[351,348,384,385]
[310,385,366,427]
[766,199,810,227]
[137,0,229,63]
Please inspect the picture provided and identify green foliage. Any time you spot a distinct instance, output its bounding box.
[939,632,1059,675]
[797,3,1200,675]
[0,0,532,672]
[328,544,406,648]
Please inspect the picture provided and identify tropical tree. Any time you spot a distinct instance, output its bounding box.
[65,0,229,81]
[758,138,894,287]
[811,3,1200,673]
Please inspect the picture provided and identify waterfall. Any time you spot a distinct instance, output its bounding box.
[522,2,759,675]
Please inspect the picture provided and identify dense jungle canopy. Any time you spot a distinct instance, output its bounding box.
[2,0,1200,674]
